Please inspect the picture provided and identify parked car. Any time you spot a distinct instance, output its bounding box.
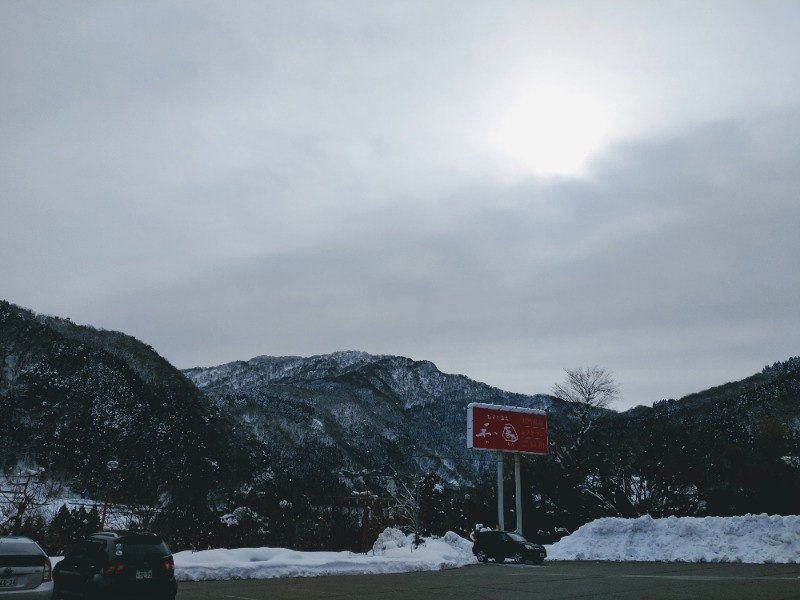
[52,531,176,600]
[472,530,547,565]
[0,536,53,599]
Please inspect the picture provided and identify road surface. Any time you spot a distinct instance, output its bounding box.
[177,560,800,599]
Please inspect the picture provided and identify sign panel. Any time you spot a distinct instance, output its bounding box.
[467,403,548,455]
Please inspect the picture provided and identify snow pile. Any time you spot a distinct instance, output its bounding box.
[547,514,800,563]
[372,526,411,553]
[168,515,800,581]
[174,528,475,581]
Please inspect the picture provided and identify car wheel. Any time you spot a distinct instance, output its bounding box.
[514,551,525,564]
[476,550,488,563]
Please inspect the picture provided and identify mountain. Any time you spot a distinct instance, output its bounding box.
[183,352,800,533]
[3,298,798,547]
[183,351,559,493]
[589,357,800,519]
[0,300,241,511]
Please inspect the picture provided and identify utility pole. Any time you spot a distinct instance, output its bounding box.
[101,460,119,528]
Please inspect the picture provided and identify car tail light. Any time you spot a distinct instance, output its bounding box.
[164,557,174,573]
[42,557,52,583]
[104,560,126,576]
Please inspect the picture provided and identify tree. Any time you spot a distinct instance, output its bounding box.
[385,476,421,541]
[418,473,448,536]
[47,504,73,555]
[544,367,621,525]
[0,465,63,535]
[552,366,620,458]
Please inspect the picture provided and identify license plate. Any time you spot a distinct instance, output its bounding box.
[135,570,153,579]
[0,576,17,588]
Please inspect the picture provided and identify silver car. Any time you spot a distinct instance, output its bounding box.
[0,537,53,600]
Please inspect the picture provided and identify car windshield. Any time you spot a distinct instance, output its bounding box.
[0,540,46,567]
[0,542,40,555]
[507,532,528,543]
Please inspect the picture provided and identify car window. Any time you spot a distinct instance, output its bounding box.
[70,540,105,561]
[0,540,46,567]
[0,541,43,556]
[115,536,171,558]
[507,532,527,543]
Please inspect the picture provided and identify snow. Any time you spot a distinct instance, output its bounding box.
[547,514,800,563]
[174,529,474,581]
[166,515,800,582]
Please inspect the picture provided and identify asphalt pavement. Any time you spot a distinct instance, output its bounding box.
[177,560,800,600]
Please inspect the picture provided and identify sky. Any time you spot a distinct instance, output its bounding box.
[1,1,798,411]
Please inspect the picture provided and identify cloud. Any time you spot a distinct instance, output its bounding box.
[53,107,795,411]
[2,1,798,409]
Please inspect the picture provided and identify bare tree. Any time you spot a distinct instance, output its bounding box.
[546,367,623,522]
[552,366,620,457]
[0,465,64,535]
[384,476,422,545]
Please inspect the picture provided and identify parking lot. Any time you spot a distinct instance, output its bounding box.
[177,561,800,599]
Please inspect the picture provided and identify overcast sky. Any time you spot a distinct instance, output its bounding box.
[2,1,798,410]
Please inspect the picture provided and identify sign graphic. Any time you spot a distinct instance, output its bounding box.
[467,403,548,455]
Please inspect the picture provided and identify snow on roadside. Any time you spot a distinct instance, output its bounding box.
[174,529,475,581]
[546,514,800,563]
[113,515,800,582]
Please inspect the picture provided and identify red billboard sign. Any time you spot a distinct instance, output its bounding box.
[467,403,548,455]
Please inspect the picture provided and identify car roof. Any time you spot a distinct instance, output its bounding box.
[88,531,166,544]
[476,530,501,537]
[90,530,161,538]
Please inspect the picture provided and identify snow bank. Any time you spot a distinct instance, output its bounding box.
[547,514,800,563]
[174,528,475,581]
[168,515,800,581]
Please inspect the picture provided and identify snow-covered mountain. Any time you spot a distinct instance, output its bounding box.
[4,298,799,544]
[2,298,561,505]
[183,351,558,491]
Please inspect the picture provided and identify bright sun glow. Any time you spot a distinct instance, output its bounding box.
[488,83,614,179]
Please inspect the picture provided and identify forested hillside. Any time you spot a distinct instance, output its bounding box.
[1,299,798,552]
[0,300,246,546]
[523,358,800,533]
[599,359,800,517]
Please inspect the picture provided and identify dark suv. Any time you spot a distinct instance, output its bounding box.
[52,531,176,600]
[472,530,546,565]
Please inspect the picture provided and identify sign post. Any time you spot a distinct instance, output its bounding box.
[515,452,522,534]
[496,452,504,531]
[467,403,548,533]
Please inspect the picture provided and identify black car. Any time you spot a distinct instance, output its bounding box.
[52,531,176,600]
[472,530,546,565]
